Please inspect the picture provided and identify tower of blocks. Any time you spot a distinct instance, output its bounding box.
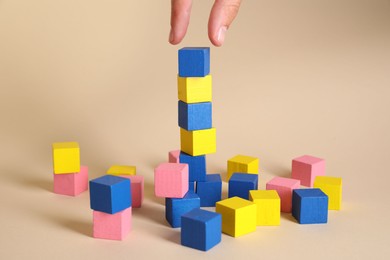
[52,142,88,196]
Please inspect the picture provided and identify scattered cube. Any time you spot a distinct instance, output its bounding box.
[180,128,216,156]
[168,150,180,163]
[216,197,257,237]
[178,75,212,103]
[178,47,210,77]
[266,177,300,213]
[178,101,212,131]
[292,155,325,187]
[196,173,222,207]
[314,176,342,210]
[292,188,328,224]
[227,155,259,181]
[249,190,280,226]
[179,152,206,182]
[93,207,132,240]
[119,175,144,208]
[154,163,189,198]
[107,165,136,176]
[228,173,258,200]
[181,208,222,251]
[53,165,88,196]
[166,191,200,228]
[52,142,80,174]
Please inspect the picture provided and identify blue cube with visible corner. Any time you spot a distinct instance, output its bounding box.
[166,191,200,228]
[196,174,222,207]
[228,173,258,200]
[179,152,206,182]
[178,101,212,131]
[292,188,328,224]
[178,47,210,77]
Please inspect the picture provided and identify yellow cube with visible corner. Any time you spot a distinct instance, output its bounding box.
[178,75,212,103]
[216,197,257,237]
[107,165,136,176]
[227,155,259,180]
[314,176,342,210]
[52,142,80,174]
[249,190,280,226]
[180,128,216,156]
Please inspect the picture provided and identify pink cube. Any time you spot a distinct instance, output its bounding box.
[292,155,325,187]
[266,177,300,213]
[168,150,180,163]
[53,165,88,196]
[93,207,132,240]
[154,163,189,198]
[119,175,144,208]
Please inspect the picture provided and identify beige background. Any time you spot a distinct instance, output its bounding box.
[1,0,389,259]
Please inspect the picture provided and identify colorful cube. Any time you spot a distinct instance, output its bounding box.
[292,188,328,224]
[178,101,212,131]
[107,165,136,176]
[180,128,216,156]
[178,75,212,103]
[216,197,257,237]
[52,142,80,174]
[227,155,259,180]
[228,173,258,200]
[154,163,189,198]
[181,208,222,251]
[178,47,210,77]
[119,175,144,208]
[93,207,132,240]
[292,155,325,187]
[179,152,206,182]
[166,191,200,228]
[266,177,300,213]
[53,165,88,196]
[249,190,280,226]
[196,173,222,207]
[314,176,342,210]
[168,150,180,163]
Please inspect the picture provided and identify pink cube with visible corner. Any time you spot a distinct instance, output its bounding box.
[292,155,325,187]
[53,165,88,196]
[154,163,189,198]
[266,177,300,213]
[119,175,144,208]
[93,207,132,240]
[168,150,180,163]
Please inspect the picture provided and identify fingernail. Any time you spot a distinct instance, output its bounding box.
[217,26,227,45]
[169,28,174,43]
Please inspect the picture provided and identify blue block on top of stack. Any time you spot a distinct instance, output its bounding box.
[178,101,212,131]
[196,174,222,207]
[179,152,206,182]
[166,191,200,228]
[228,173,258,200]
[178,47,210,77]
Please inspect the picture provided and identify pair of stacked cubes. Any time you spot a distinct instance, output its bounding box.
[52,142,88,196]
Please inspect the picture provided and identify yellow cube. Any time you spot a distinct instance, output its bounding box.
[180,128,216,156]
[216,197,257,237]
[52,142,80,174]
[249,190,280,226]
[178,75,212,103]
[227,155,259,180]
[107,165,136,176]
[314,176,342,210]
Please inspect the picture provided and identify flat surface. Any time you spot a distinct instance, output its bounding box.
[0,0,389,259]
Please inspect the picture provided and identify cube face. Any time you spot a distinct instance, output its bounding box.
[181,209,222,251]
[52,142,80,174]
[266,177,300,213]
[107,165,136,176]
[292,188,328,224]
[249,190,280,226]
[180,128,216,156]
[178,47,210,77]
[228,173,258,200]
[119,175,144,208]
[196,173,222,207]
[178,101,212,131]
[179,152,206,182]
[154,163,189,198]
[168,150,180,163]
[178,75,212,103]
[314,176,342,210]
[93,207,132,240]
[292,155,325,187]
[53,165,89,196]
[90,175,131,214]
[166,192,200,228]
[189,181,196,192]
[227,155,259,180]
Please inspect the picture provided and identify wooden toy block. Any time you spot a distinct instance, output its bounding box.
[228,173,258,200]
[178,75,212,103]
[181,208,222,251]
[168,150,180,163]
[227,155,259,181]
[292,155,325,187]
[178,101,212,131]
[266,177,300,213]
[165,191,200,228]
[215,197,257,237]
[119,175,144,208]
[180,128,216,156]
[154,163,189,198]
[189,181,196,192]
[53,165,88,196]
[89,175,131,214]
[52,142,80,174]
[178,47,210,77]
[292,188,328,224]
[314,176,342,210]
[196,173,222,207]
[179,152,206,182]
[93,207,132,240]
[249,190,280,226]
[107,165,136,176]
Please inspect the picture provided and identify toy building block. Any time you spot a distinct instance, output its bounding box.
[179,152,206,182]
[154,163,189,198]
[189,181,196,192]
[168,150,180,163]
[52,142,80,174]
[314,176,342,210]
[181,208,222,251]
[107,165,136,176]
[196,173,222,207]
[90,175,131,214]
[166,191,200,228]
[178,75,212,104]
[119,175,144,208]
[216,197,257,237]
[228,173,258,200]
[292,155,325,187]
[178,47,210,77]
[249,190,280,226]
[53,165,88,196]
[93,207,132,240]
[178,101,212,131]
[180,128,216,156]
[227,155,259,181]
[292,188,328,224]
[266,177,300,213]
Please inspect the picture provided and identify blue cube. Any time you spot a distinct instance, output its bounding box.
[90,175,131,214]
[178,47,210,77]
[181,208,221,251]
[228,173,258,200]
[179,152,206,182]
[196,174,222,207]
[292,188,328,224]
[178,101,212,131]
[166,191,200,228]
